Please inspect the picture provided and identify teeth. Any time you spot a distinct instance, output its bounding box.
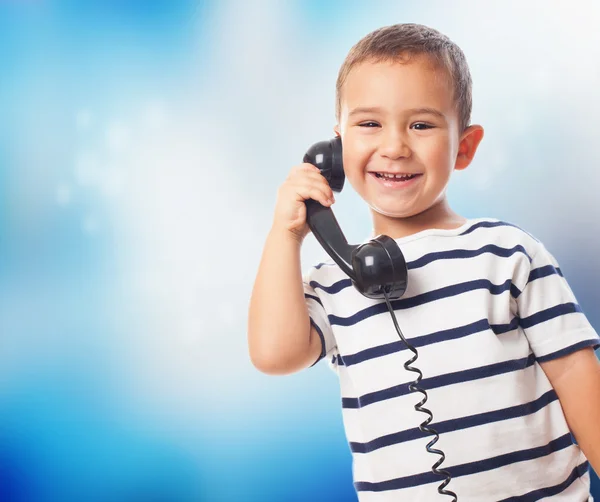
[377,173,416,180]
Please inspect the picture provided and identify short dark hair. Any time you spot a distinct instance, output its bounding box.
[336,23,473,132]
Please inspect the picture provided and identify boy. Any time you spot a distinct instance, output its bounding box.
[247,23,600,501]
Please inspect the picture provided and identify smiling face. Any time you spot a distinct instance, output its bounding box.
[335,55,483,234]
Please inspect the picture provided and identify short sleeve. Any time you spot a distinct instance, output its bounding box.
[516,242,600,363]
[303,265,338,367]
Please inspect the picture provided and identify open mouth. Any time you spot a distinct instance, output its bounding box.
[372,172,422,181]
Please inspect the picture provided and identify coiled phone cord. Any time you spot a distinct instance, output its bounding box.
[382,290,458,501]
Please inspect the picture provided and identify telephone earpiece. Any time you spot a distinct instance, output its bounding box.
[303,137,408,300]
[303,137,345,192]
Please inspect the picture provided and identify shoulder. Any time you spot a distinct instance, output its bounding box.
[460,217,545,256]
[302,256,346,288]
[460,217,536,241]
[303,257,336,277]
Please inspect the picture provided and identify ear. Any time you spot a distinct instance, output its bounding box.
[333,124,341,137]
[454,125,484,171]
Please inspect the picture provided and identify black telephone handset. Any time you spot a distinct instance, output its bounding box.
[303,137,458,501]
[303,137,408,301]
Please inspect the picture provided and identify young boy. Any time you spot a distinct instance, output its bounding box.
[247,23,600,501]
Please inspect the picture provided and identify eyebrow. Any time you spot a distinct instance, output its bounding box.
[348,106,446,118]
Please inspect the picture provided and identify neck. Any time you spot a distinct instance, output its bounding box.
[371,198,466,239]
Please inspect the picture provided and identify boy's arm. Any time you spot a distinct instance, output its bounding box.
[540,347,600,472]
[248,162,335,375]
[248,226,323,375]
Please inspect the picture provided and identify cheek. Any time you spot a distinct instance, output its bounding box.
[423,138,455,166]
[342,151,370,192]
[342,133,372,171]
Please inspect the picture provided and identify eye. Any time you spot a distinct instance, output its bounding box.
[358,121,380,128]
[412,122,434,130]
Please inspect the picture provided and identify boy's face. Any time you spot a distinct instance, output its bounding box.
[335,56,481,222]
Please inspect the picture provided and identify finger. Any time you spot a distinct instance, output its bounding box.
[289,165,322,183]
[292,163,330,182]
[291,171,334,198]
[295,184,334,206]
[295,171,333,192]
[299,162,322,172]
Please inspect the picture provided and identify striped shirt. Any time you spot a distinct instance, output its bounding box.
[303,218,600,502]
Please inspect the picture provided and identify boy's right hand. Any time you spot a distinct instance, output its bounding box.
[272,163,335,243]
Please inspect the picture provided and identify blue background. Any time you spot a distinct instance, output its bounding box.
[1,1,599,500]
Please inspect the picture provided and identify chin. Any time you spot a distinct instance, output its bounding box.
[368,202,420,219]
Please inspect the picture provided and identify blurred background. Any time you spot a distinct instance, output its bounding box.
[1,1,599,501]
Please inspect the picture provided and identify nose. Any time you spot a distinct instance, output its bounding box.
[379,128,412,160]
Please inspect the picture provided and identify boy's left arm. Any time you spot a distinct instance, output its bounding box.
[540,347,600,472]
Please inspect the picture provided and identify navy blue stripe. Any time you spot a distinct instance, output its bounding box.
[497,461,589,502]
[528,264,563,283]
[304,293,322,306]
[314,261,335,270]
[339,319,488,367]
[536,339,600,363]
[337,317,519,367]
[308,318,326,366]
[459,220,538,241]
[459,220,511,235]
[408,244,532,270]
[355,433,573,492]
[330,278,513,327]
[492,316,521,335]
[309,278,352,294]
[510,283,523,298]
[342,353,536,409]
[310,246,530,296]
[337,341,401,367]
[350,389,559,453]
[458,220,519,235]
[520,302,582,330]
[512,265,563,299]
